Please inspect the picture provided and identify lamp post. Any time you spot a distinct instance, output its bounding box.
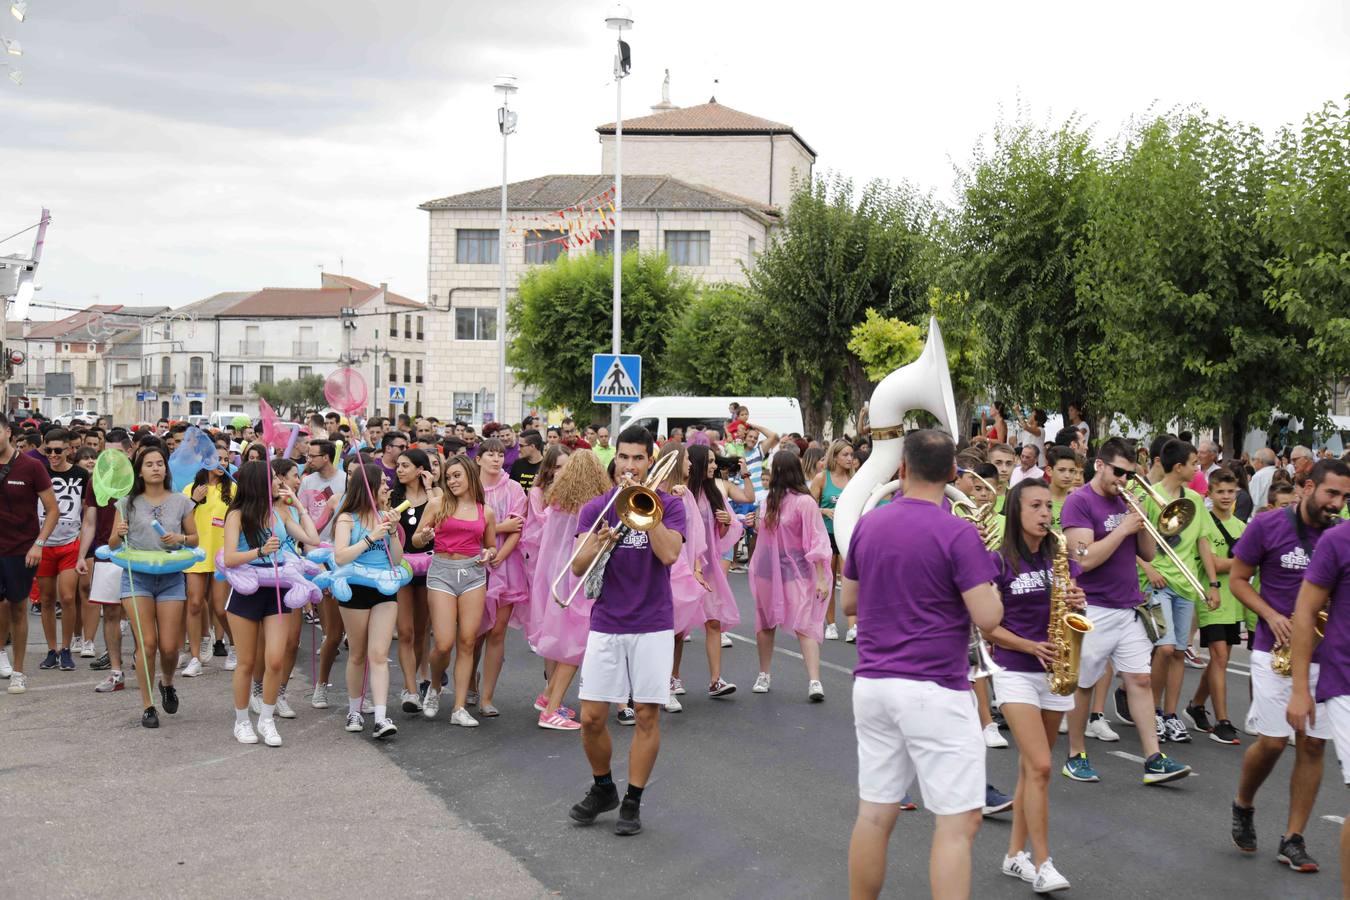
[494,75,517,427]
[605,3,632,435]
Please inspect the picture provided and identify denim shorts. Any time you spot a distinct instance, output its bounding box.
[1151,586,1195,649]
[120,570,186,602]
[427,556,486,596]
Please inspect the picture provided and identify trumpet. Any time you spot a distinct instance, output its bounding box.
[551,450,680,609]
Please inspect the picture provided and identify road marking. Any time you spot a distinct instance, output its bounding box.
[1226,667,1250,679]
[1108,750,1197,776]
[724,631,855,677]
[20,679,102,692]
[1323,815,1346,825]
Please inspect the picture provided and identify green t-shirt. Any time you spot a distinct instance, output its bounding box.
[1196,512,1247,627]
[1136,484,1212,603]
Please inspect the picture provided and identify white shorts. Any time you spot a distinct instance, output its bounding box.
[992,668,1075,713]
[1249,650,1331,740]
[578,629,675,706]
[89,561,123,606]
[1324,697,1350,783]
[852,677,985,814]
[1077,605,1154,688]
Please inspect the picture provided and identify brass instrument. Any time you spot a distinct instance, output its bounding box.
[551,451,680,609]
[946,482,1004,679]
[1117,481,1208,600]
[1270,609,1330,677]
[1046,530,1094,695]
[1129,474,1197,537]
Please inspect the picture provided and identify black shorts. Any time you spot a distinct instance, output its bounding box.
[0,556,37,603]
[340,583,395,611]
[225,589,294,623]
[828,533,840,557]
[1199,622,1242,648]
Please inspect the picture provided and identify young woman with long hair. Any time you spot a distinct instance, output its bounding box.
[330,462,404,739]
[521,444,570,656]
[982,478,1083,893]
[414,454,496,727]
[474,438,529,717]
[242,444,266,464]
[686,444,742,698]
[107,446,199,729]
[391,448,438,713]
[810,439,856,642]
[662,443,710,713]
[749,450,831,700]
[182,443,234,678]
[72,447,100,659]
[221,460,313,746]
[75,460,123,693]
[529,449,611,730]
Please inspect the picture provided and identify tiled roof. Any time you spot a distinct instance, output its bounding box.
[320,273,424,309]
[23,305,131,340]
[217,287,382,318]
[596,100,816,158]
[420,174,779,220]
[178,291,256,317]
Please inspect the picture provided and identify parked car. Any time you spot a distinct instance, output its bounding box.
[55,410,98,427]
[620,396,804,441]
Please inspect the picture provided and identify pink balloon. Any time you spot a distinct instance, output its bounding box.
[259,397,289,451]
[324,367,368,416]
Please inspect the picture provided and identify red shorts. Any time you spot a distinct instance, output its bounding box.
[36,542,80,578]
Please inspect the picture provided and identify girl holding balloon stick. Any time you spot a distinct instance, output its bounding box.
[392,448,440,712]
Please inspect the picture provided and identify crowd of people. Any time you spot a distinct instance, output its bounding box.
[6,400,1350,895]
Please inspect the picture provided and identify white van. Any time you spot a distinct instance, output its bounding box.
[620,396,804,441]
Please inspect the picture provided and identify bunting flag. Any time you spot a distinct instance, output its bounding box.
[505,184,619,250]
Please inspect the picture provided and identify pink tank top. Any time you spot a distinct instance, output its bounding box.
[434,502,485,556]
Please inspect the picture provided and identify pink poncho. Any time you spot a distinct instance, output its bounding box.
[670,490,710,637]
[520,486,548,571]
[749,491,831,640]
[479,473,529,636]
[692,492,743,629]
[528,505,593,666]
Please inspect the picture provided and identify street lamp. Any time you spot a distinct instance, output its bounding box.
[605,3,632,434]
[10,1,26,23]
[494,74,517,428]
[2,37,20,56]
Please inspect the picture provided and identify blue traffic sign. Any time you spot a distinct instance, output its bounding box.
[592,353,642,404]
[388,386,407,405]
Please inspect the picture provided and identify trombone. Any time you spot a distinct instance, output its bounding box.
[551,450,681,609]
[1119,474,1208,599]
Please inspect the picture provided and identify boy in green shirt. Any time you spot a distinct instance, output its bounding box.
[1046,445,1080,528]
[1183,467,1246,744]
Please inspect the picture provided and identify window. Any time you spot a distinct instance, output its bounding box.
[61,359,72,373]
[87,400,97,413]
[594,229,639,256]
[665,230,710,266]
[229,404,243,413]
[748,236,757,258]
[259,365,274,385]
[456,229,499,264]
[454,307,497,341]
[160,356,171,386]
[453,392,475,421]
[389,313,398,338]
[86,360,97,386]
[453,391,494,424]
[415,359,423,384]
[387,358,397,383]
[404,315,411,339]
[525,232,567,265]
[416,316,424,340]
[403,358,411,383]
[189,356,204,388]
[229,365,244,395]
[298,366,312,379]
[116,363,128,380]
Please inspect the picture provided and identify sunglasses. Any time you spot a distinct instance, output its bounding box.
[1104,463,1131,478]
[43,447,67,455]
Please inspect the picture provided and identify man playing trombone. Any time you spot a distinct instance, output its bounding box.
[566,425,686,838]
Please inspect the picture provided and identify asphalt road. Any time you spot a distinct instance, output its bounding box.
[4,575,1349,899]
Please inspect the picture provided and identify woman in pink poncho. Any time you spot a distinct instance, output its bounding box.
[519,444,570,647]
[684,444,744,698]
[529,449,612,730]
[474,438,528,716]
[749,449,831,701]
[660,443,712,711]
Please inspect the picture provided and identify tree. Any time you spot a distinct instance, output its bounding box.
[664,285,792,396]
[254,374,327,420]
[507,250,694,421]
[847,309,924,381]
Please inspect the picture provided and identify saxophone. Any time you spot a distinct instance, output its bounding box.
[1047,530,1094,696]
[1269,609,1329,676]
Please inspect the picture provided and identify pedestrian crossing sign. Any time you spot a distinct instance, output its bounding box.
[592,353,642,404]
[388,386,407,405]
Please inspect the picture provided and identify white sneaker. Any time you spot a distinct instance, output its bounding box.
[665,692,682,713]
[1033,858,1070,893]
[808,680,825,702]
[7,671,27,694]
[1086,716,1120,742]
[361,696,375,714]
[983,722,1008,749]
[720,632,733,648]
[257,717,282,747]
[1244,711,1258,736]
[311,683,329,709]
[1058,717,1068,734]
[845,625,858,643]
[422,688,440,719]
[224,645,237,671]
[345,712,364,732]
[1002,850,1035,883]
[670,677,686,696]
[825,623,839,641]
[0,649,11,678]
[80,640,96,659]
[199,637,212,661]
[233,720,258,745]
[120,619,129,637]
[400,689,422,713]
[450,707,479,727]
[249,685,262,715]
[177,651,190,670]
[182,657,203,678]
[373,717,398,739]
[275,691,296,719]
[683,632,693,642]
[752,672,771,693]
[71,637,84,655]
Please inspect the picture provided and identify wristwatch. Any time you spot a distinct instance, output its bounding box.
[1209,580,1220,588]
[33,539,46,548]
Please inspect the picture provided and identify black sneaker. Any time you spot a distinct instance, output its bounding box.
[1211,719,1241,745]
[617,707,636,725]
[159,682,179,715]
[38,650,59,670]
[142,706,160,729]
[90,652,112,671]
[30,602,40,617]
[569,784,620,825]
[615,798,642,836]
[212,640,227,658]
[1231,803,1256,853]
[1277,833,1319,872]
[1113,686,1133,725]
[1183,703,1213,733]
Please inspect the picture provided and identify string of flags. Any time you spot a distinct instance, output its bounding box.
[507,184,617,250]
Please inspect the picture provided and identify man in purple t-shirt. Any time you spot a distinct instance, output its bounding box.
[841,430,1001,900]
[1230,458,1350,871]
[567,425,685,838]
[1060,437,1191,786]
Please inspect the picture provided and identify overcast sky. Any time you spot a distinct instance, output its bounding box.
[3,0,1347,319]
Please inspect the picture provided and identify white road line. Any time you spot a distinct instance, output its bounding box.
[1323,815,1346,825]
[724,631,855,677]
[18,679,102,692]
[1108,749,1197,776]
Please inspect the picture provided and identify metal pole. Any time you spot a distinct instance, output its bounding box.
[497,96,509,428]
[610,42,623,435]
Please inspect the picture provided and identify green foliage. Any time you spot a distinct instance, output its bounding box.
[507,250,694,421]
[665,285,792,396]
[847,309,924,382]
[253,374,327,420]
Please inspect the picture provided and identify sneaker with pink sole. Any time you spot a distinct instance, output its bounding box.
[538,710,581,731]
[532,693,576,718]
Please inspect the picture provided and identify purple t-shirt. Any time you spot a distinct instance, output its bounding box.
[1059,485,1141,609]
[1304,524,1350,701]
[577,486,686,635]
[990,551,1083,673]
[1233,506,1328,653]
[843,497,998,691]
